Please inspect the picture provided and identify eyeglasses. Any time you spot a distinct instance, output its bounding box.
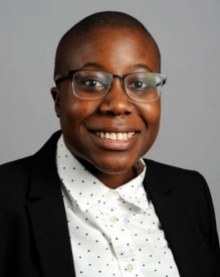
[54,70,167,102]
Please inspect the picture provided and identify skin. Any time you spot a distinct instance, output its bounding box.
[51,27,161,188]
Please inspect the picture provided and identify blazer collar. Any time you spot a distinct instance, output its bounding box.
[27,131,76,277]
[28,131,62,198]
[143,163,199,277]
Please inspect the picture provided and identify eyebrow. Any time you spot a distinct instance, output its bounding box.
[79,62,153,72]
[79,62,105,70]
[132,64,153,72]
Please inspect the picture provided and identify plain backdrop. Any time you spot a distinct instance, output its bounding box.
[0,0,219,234]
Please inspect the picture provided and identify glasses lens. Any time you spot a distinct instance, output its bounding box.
[72,71,111,99]
[125,72,166,102]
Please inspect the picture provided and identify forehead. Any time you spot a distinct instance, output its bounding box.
[60,27,160,73]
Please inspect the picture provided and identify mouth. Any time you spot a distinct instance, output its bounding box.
[96,131,135,141]
[89,130,138,151]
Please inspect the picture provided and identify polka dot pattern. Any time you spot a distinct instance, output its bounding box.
[56,135,180,277]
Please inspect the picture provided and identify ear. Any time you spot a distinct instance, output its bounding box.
[50,87,61,118]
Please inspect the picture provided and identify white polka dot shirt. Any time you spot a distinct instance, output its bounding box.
[56,135,180,277]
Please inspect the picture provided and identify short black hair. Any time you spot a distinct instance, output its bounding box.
[54,11,160,78]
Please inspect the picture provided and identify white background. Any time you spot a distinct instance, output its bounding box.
[0,0,219,233]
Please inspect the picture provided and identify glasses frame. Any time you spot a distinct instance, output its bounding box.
[54,69,167,102]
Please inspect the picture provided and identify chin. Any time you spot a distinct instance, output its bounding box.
[89,156,137,174]
[97,164,132,175]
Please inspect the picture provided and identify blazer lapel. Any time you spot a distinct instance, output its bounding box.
[27,132,75,277]
[143,165,199,277]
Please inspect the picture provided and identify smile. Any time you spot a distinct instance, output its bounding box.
[96,132,135,141]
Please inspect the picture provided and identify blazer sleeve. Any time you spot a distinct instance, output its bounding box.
[197,172,220,275]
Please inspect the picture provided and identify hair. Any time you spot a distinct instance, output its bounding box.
[54,11,161,78]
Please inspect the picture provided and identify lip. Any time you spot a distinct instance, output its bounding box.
[89,130,139,151]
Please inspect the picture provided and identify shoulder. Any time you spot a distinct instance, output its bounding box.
[0,156,33,198]
[144,158,206,185]
[0,156,33,180]
[0,131,61,202]
[143,158,211,204]
[143,159,215,222]
[0,156,32,175]
[0,131,61,189]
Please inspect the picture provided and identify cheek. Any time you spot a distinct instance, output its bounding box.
[59,95,98,130]
[138,101,160,156]
[58,82,94,123]
[141,100,161,129]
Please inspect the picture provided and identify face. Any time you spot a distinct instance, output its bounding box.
[51,27,161,183]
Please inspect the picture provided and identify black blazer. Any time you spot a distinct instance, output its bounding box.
[0,131,220,277]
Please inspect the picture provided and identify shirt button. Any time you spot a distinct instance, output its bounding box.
[109,216,119,223]
[125,264,134,272]
[106,190,117,198]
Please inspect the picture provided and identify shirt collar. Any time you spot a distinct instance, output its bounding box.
[56,135,148,211]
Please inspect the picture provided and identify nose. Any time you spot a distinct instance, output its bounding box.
[98,77,134,116]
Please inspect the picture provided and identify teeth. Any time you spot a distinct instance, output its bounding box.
[96,132,135,140]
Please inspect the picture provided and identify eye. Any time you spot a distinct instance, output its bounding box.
[127,78,152,92]
[81,78,104,88]
[76,77,106,92]
[130,80,149,89]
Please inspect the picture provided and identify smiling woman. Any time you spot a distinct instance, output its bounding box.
[51,25,162,186]
[0,10,220,277]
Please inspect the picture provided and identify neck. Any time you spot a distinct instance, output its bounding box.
[79,159,136,189]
